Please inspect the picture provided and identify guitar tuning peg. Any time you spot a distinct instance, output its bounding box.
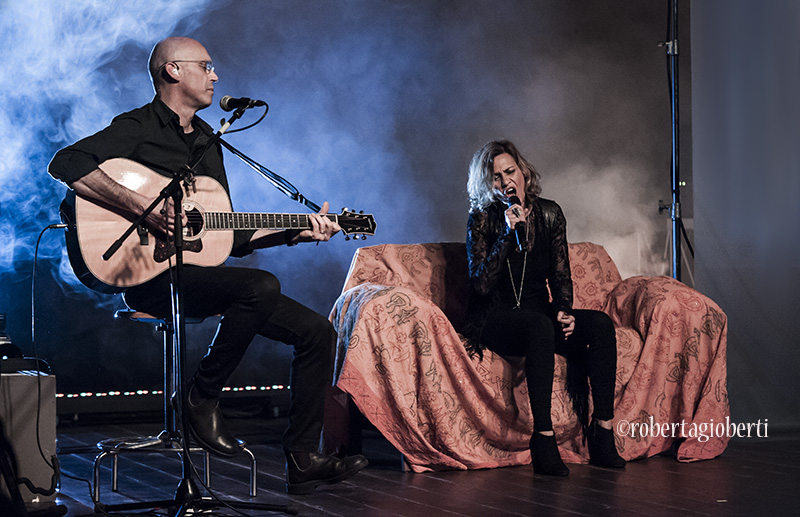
[345,235,351,241]
[342,207,349,212]
[359,210,364,214]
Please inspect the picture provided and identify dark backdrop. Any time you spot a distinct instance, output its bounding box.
[692,0,800,430]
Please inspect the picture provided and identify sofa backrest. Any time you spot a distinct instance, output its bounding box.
[568,242,623,310]
[341,243,469,328]
[341,241,621,322]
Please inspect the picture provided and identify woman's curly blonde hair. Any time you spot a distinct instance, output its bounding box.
[467,140,542,212]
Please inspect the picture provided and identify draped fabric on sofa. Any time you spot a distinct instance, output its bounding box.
[324,242,729,472]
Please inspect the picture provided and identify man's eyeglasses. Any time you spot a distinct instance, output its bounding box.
[165,60,215,74]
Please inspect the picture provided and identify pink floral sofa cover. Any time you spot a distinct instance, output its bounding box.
[324,242,729,472]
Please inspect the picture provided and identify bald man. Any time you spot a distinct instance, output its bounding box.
[49,37,367,495]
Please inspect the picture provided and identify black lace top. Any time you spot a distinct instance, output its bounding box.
[463,197,573,354]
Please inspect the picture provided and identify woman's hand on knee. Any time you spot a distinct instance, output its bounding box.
[557,311,575,338]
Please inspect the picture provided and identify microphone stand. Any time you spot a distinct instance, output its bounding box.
[98,106,297,516]
[659,0,693,282]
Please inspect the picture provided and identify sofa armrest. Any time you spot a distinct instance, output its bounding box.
[602,275,730,461]
[603,276,726,339]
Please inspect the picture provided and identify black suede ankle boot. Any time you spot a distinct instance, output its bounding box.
[586,420,626,468]
[530,433,569,476]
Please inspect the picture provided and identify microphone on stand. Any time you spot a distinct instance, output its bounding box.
[219,95,268,112]
[507,196,526,252]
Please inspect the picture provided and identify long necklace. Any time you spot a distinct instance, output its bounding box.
[507,251,528,309]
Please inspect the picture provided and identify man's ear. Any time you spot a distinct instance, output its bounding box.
[163,63,180,82]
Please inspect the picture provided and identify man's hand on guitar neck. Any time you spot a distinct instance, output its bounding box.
[291,201,341,244]
[245,201,342,250]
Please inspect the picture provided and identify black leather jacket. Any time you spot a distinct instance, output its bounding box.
[463,197,572,355]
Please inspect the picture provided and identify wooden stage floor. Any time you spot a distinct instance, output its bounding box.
[41,413,800,516]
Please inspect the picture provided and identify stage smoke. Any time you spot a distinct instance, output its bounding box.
[0,0,214,298]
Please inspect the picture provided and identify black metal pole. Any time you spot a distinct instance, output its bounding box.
[668,0,681,281]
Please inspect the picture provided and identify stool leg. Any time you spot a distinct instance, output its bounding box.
[93,451,108,502]
[159,321,178,440]
[243,447,257,497]
[111,453,119,492]
[204,451,211,488]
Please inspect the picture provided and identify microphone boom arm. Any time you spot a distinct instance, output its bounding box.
[218,138,321,213]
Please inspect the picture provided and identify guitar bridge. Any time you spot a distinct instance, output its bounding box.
[153,237,203,263]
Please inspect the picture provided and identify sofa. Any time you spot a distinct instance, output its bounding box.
[323,242,729,472]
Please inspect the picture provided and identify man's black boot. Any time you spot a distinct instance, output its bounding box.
[184,385,240,458]
[285,451,368,495]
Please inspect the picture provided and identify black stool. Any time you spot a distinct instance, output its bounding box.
[92,310,257,503]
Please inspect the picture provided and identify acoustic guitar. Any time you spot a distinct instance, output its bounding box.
[61,158,376,293]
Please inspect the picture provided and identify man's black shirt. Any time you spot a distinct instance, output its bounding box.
[48,97,254,254]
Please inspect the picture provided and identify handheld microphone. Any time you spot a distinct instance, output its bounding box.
[507,196,526,252]
[219,95,268,112]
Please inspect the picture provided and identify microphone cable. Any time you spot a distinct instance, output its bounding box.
[218,104,268,134]
[14,223,69,502]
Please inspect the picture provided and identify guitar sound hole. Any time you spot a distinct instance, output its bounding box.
[185,208,204,238]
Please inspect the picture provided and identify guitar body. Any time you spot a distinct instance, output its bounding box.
[62,158,376,293]
[63,158,234,293]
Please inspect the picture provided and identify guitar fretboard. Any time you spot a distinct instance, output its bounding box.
[202,212,337,231]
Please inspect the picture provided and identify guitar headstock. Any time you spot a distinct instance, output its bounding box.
[337,208,376,240]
